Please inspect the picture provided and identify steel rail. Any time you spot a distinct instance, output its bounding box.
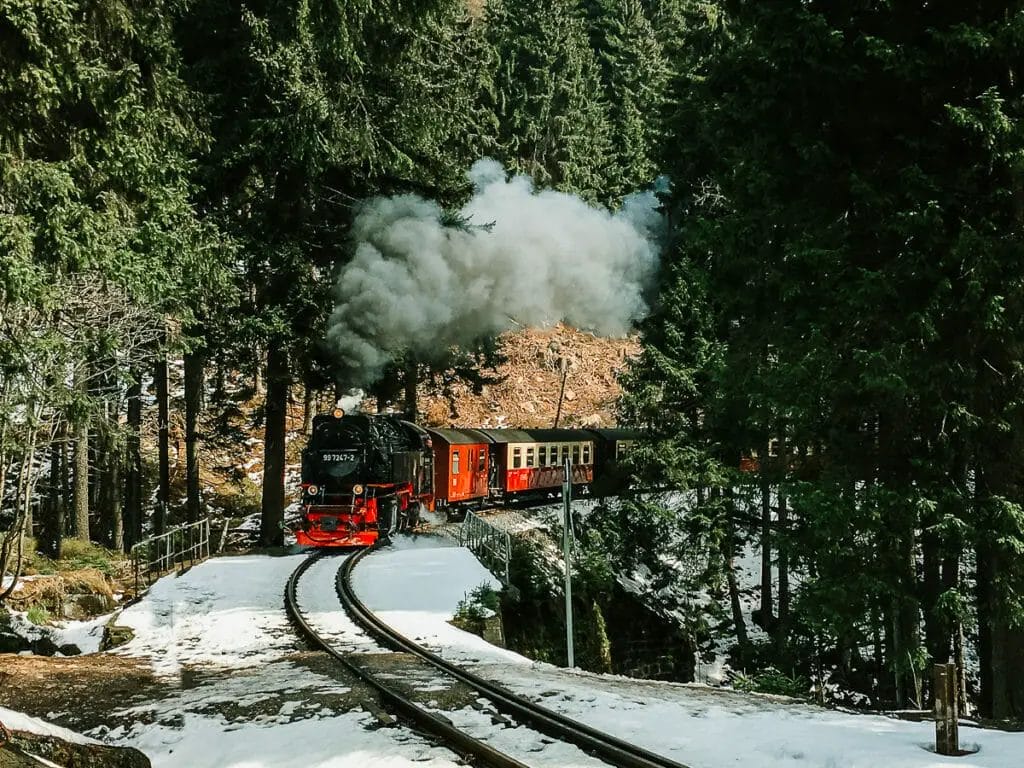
[338,545,691,768]
[284,552,531,768]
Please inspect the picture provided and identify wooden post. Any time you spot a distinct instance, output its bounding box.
[934,663,959,756]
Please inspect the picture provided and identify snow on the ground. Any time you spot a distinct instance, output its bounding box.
[352,536,526,665]
[352,537,1024,768]
[97,552,469,768]
[0,706,99,745]
[109,710,462,768]
[115,554,307,675]
[10,541,1015,768]
[51,612,111,654]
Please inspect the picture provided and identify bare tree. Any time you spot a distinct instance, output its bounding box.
[0,276,164,598]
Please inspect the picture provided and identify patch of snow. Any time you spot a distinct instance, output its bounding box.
[37,543,1016,768]
[352,537,525,665]
[115,554,308,675]
[0,706,99,745]
[51,612,114,654]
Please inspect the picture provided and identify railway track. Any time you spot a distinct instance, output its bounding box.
[286,552,534,768]
[284,544,692,768]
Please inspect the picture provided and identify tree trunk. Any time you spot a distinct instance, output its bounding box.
[40,433,63,559]
[775,488,790,653]
[124,375,143,549]
[302,384,314,436]
[990,583,1024,719]
[184,346,205,523]
[722,491,749,660]
[96,428,114,548]
[60,432,70,533]
[758,459,773,627]
[725,545,749,658]
[73,371,90,541]
[154,356,170,535]
[95,384,120,549]
[892,527,921,708]
[922,527,944,662]
[404,357,418,421]
[102,441,123,552]
[253,346,265,397]
[260,344,289,547]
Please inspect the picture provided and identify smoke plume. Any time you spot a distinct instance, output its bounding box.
[328,159,663,385]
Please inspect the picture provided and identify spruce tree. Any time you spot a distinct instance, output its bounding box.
[586,0,670,200]
[486,0,613,200]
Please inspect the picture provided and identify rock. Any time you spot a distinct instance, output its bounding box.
[0,633,28,654]
[62,593,115,621]
[482,614,505,648]
[29,636,59,657]
[99,624,134,651]
[563,389,577,402]
[58,643,82,657]
[1,728,151,768]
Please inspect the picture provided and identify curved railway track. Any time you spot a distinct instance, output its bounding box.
[285,552,531,768]
[336,544,690,768]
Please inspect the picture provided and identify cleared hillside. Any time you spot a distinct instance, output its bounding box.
[418,324,639,430]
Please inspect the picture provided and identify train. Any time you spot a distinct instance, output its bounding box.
[295,408,640,547]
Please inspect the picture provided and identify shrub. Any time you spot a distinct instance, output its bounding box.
[26,605,51,626]
[733,666,810,698]
[452,583,501,635]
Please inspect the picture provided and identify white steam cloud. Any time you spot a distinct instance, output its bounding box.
[328,159,663,385]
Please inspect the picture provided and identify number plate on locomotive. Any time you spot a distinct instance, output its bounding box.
[321,453,357,462]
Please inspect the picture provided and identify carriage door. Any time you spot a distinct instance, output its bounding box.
[473,447,488,496]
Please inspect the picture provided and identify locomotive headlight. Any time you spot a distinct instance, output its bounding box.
[352,484,364,495]
[306,484,319,496]
[332,407,345,419]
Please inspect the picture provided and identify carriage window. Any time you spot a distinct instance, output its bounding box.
[452,451,460,474]
[478,449,486,472]
[617,442,631,459]
[582,444,591,464]
[557,444,565,465]
[571,444,580,465]
[513,447,522,469]
[526,447,535,467]
[539,446,547,465]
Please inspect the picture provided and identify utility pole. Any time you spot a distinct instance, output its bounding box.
[553,357,569,428]
[562,456,575,668]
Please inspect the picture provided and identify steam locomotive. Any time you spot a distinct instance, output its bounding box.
[296,408,639,547]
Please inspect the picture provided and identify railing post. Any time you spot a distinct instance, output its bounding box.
[934,663,959,756]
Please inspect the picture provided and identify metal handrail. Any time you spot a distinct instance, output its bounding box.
[459,510,511,584]
[130,518,211,596]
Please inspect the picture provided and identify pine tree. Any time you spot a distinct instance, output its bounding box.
[486,0,613,200]
[627,0,1024,714]
[175,0,494,545]
[586,0,670,200]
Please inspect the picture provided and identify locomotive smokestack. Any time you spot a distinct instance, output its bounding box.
[328,159,664,385]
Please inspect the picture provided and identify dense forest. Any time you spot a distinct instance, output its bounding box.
[2,0,1023,722]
